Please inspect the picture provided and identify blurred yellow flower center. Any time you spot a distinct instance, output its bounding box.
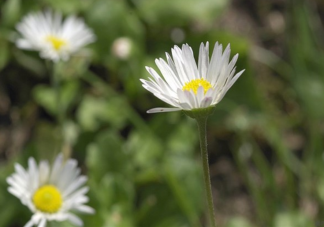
[33,185,62,213]
[46,36,66,51]
[182,79,212,94]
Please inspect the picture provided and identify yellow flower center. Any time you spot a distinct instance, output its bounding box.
[182,78,212,94]
[33,185,62,213]
[46,35,66,51]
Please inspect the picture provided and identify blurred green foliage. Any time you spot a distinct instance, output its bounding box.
[1,0,324,227]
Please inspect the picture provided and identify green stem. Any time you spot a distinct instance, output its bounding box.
[196,117,216,227]
[52,63,64,124]
[50,62,70,160]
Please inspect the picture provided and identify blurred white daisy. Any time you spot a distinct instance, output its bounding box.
[140,42,244,113]
[111,37,132,60]
[7,154,94,227]
[15,10,95,61]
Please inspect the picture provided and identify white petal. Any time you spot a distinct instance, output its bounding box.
[16,39,34,50]
[24,219,36,227]
[154,93,179,107]
[15,163,27,178]
[204,88,214,104]
[197,86,204,106]
[57,160,80,192]
[74,205,95,214]
[201,97,213,108]
[49,154,63,184]
[211,44,231,86]
[207,42,222,82]
[189,90,199,108]
[198,42,209,79]
[177,89,188,104]
[184,90,196,108]
[227,69,244,89]
[28,158,39,192]
[62,176,87,198]
[39,161,50,186]
[214,53,238,89]
[67,213,83,226]
[155,58,181,90]
[165,52,182,82]
[64,186,89,205]
[7,176,26,194]
[145,67,162,81]
[172,46,190,83]
[8,187,23,198]
[147,107,181,113]
[216,69,244,103]
[38,218,46,227]
[179,102,191,110]
[181,44,198,79]
[24,214,42,227]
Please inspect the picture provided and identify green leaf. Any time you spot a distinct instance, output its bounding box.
[125,131,163,182]
[86,0,144,62]
[86,129,131,178]
[42,0,83,14]
[1,0,21,26]
[0,39,9,71]
[225,217,254,227]
[136,182,189,227]
[77,95,128,131]
[137,0,228,26]
[294,76,324,119]
[274,212,314,227]
[33,122,62,157]
[33,80,80,115]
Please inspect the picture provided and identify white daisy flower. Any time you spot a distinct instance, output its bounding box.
[7,154,94,227]
[140,42,244,113]
[15,10,95,61]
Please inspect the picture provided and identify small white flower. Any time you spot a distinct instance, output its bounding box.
[140,42,244,113]
[7,154,94,227]
[111,37,132,60]
[15,10,95,61]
